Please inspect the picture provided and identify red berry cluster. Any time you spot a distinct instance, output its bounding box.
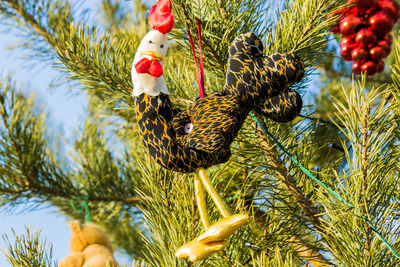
[333,0,399,76]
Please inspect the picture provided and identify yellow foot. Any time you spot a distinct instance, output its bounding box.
[175,239,228,262]
[175,214,248,262]
[197,214,248,243]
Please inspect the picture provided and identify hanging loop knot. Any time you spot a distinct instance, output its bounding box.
[70,196,91,223]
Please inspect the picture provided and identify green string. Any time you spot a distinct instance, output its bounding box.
[250,112,400,259]
[70,196,91,223]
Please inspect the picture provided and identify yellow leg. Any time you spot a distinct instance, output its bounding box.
[197,168,231,218]
[194,176,210,230]
[176,168,248,261]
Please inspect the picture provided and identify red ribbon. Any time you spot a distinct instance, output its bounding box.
[186,18,205,98]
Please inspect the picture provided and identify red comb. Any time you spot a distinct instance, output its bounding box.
[149,0,174,34]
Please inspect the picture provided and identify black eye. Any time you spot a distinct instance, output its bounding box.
[149,40,153,44]
[160,44,164,48]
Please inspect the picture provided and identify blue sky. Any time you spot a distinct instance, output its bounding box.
[0,0,131,265]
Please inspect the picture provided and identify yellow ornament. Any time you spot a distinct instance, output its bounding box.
[175,239,228,262]
[197,214,248,243]
[175,168,248,262]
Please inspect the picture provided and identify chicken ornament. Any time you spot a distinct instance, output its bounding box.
[132,0,305,262]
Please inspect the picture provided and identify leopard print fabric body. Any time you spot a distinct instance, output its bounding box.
[135,32,304,173]
[135,93,230,173]
[224,33,304,122]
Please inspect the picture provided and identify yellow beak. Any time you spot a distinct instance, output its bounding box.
[141,51,163,61]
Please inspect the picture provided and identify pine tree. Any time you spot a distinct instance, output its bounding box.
[0,0,400,266]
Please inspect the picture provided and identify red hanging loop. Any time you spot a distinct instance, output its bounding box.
[196,18,205,97]
[186,18,205,98]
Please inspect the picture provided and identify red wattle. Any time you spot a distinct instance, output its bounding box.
[149,60,164,77]
[135,58,152,74]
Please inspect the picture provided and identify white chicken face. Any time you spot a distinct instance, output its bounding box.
[132,30,170,97]
[134,30,169,63]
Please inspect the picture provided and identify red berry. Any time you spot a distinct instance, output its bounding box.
[352,61,362,75]
[341,45,355,61]
[377,40,391,56]
[384,34,393,45]
[369,12,393,37]
[377,0,400,23]
[361,61,377,76]
[376,61,385,73]
[340,16,363,36]
[369,46,385,61]
[352,47,368,61]
[340,36,354,46]
[346,6,362,17]
[355,28,377,47]
[348,0,377,8]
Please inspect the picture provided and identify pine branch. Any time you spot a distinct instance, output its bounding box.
[0,0,72,63]
[215,0,228,24]
[290,1,327,54]
[0,78,145,210]
[247,115,347,263]
[239,151,330,265]
[1,228,55,267]
[255,127,325,236]
[0,187,147,205]
[361,103,372,265]
[100,0,132,32]
[1,0,138,121]
[174,1,226,73]
[0,77,74,204]
[250,203,331,266]
[266,0,346,68]
[132,260,147,267]
[172,0,269,77]
[326,79,400,265]
[4,1,54,45]
[288,236,331,267]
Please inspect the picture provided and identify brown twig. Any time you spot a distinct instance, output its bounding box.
[289,236,331,267]
[240,151,331,266]
[257,138,334,266]
[253,117,338,266]
[0,187,29,194]
[258,136,323,230]
[5,0,54,45]
[247,200,331,266]
[0,186,149,204]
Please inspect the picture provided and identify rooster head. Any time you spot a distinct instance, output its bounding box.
[131,0,174,97]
